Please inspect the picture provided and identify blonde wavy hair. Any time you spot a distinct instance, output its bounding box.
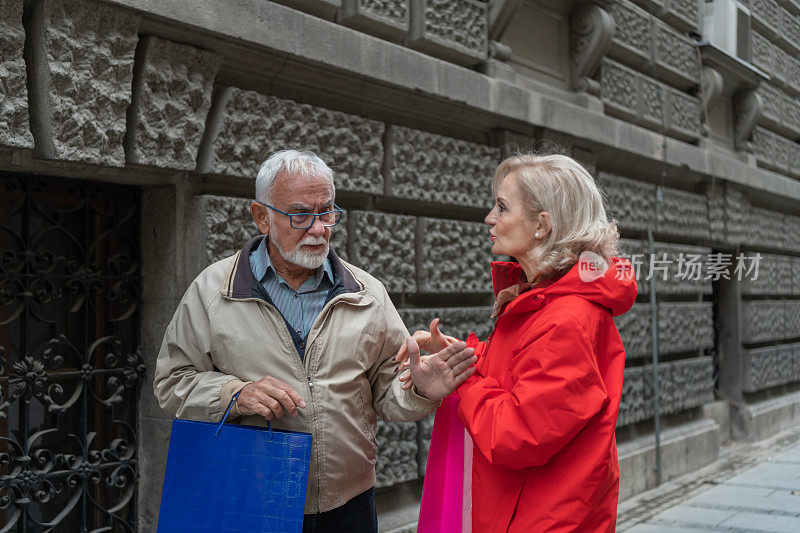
[492,153,619,281]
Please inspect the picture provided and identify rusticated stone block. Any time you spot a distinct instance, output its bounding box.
[615,302,713,359]
[741,253,793,295]
[398,307,494,342]
[375,420,418,488]
[349,211,415,293]
[43,0,139,166]
[601,59,700,142]
[0,0,33,148]
[741,300,788,343]
[743,342,800,392]
[199,195,347,265]
[408,0,488,65]
[794,258,800,295]
[126,36,221,170]
[608,0,651,65]
[206,88,384,194]
[786,300,800,335]
[751,127,793,174]
[772,45,800,91]
[705,183,751,246]
[200,196,259,265]
[752,0,783,38]
[654,22,700,88]
[618,239,712,295]
[781,5,800,53]
[339,0,409,42]
[387,126,497,209]
[418,218,492,294]
[595,171,711,240]
[749,206,788,250]
[618,357,714,426]
[663,0,700,32]
[751,30,774,75]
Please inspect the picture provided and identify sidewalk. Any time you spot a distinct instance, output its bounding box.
[617,428,800,532]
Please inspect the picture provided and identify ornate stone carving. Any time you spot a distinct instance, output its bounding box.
[700,67,724,135]
[795,257,800,296]
[408,0,488,65]
[787,300,800,334]
[667,88,701,140]
[655,22,700,87]
[616,302,714,359]
[782,93,800,136]
[750,31,774,75]
[0,0,33,148]
[126,36,221,170]
[741,253,794,295]
[418,218,493,294]
[608,0,651,64]
[757,83,783,127]
[601,58,640,119]
[204,88,384,194]
[37,0,140,166]
[339,0,409,42]
[375,420,419,488]
[571,3,615,95]
[742,300,788,343]
[387,126,497,209]
[663,0,700,32]
[398,307,494,342]
[743,342,800,393]
[785,216,800,253]
[750,206,789,250]
[705,183,751,246]
[733,88,763,152]
[642,78,665,126]
[781,5,800,53]
[618,239,713,296]
[752,0,783,37]
[618,357,713,427]
[751,127,792,173]
[349,211,416,293]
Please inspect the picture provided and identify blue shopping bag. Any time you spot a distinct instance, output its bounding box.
[158,393,312,532]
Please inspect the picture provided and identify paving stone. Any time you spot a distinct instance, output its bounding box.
[654,505,738,527]
[726,461,800,490]
[719,511,800,532]
[691,485,787,514]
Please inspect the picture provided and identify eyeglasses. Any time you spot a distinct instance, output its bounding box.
[258,202,343,229]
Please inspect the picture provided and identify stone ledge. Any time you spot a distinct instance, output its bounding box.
[104,0,800,205]
[618,417,721,501]
[741,390,800,441]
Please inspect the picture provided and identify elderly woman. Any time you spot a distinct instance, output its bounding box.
[402,153,637,532]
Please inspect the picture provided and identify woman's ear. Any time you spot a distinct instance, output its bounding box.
[537,211,552,236]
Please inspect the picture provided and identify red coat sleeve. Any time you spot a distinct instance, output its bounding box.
[456,317,609,469]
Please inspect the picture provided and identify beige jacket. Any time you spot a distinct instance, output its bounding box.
[154,236,437,513]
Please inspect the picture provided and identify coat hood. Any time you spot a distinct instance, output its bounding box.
[491,256,638,317]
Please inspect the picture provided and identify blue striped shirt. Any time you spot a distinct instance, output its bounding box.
[249,237,334,341]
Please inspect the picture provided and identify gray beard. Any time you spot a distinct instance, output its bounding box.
[269,217,329,270]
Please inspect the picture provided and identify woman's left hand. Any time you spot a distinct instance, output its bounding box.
[401,337,477,401]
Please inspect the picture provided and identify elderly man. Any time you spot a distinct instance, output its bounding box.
[154,150,476,532]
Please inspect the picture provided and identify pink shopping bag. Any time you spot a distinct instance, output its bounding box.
[418,394,473,533]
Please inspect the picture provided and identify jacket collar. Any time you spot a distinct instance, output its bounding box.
[221,235,361,299]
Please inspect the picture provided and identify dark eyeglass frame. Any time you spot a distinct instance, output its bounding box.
[258,202,343,229]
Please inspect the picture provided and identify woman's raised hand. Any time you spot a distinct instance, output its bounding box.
[394,318,460,366]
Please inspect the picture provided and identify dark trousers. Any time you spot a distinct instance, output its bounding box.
[302,487,377,533]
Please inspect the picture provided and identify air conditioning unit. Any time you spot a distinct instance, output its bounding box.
[703,0,751,60]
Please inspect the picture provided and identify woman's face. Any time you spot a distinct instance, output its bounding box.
[485,172,539,259]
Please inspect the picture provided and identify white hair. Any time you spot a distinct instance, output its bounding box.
[255,150,335,203]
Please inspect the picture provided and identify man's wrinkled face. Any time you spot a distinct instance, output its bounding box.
[266,171,334,270]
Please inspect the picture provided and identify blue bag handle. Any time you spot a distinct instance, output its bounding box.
[214,389,273,441]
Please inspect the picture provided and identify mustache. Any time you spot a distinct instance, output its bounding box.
[298,236,327,246]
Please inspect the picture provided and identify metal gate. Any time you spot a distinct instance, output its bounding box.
[0,175,144,532]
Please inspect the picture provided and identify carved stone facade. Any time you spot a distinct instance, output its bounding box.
[741,253,795,296]
[39,0,140,166]
[743,342,800,393]
[349,211,416,293]
[601,58,700,141]
[617,239,713,296]
[339,0,409,42]
[408,0,488,65]
[615,302,714,360]
[126,36,221,170]
[741,300,791,344]
[0,0,33,148]
[418,218,493,294]
[618,357,714,427]
[375,420,419,488]
[387,126,497,209]
[205,88,385,193]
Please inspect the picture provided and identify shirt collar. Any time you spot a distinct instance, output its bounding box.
[251,236,333,288]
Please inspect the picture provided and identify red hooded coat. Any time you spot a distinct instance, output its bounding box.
[457,257,637,532]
